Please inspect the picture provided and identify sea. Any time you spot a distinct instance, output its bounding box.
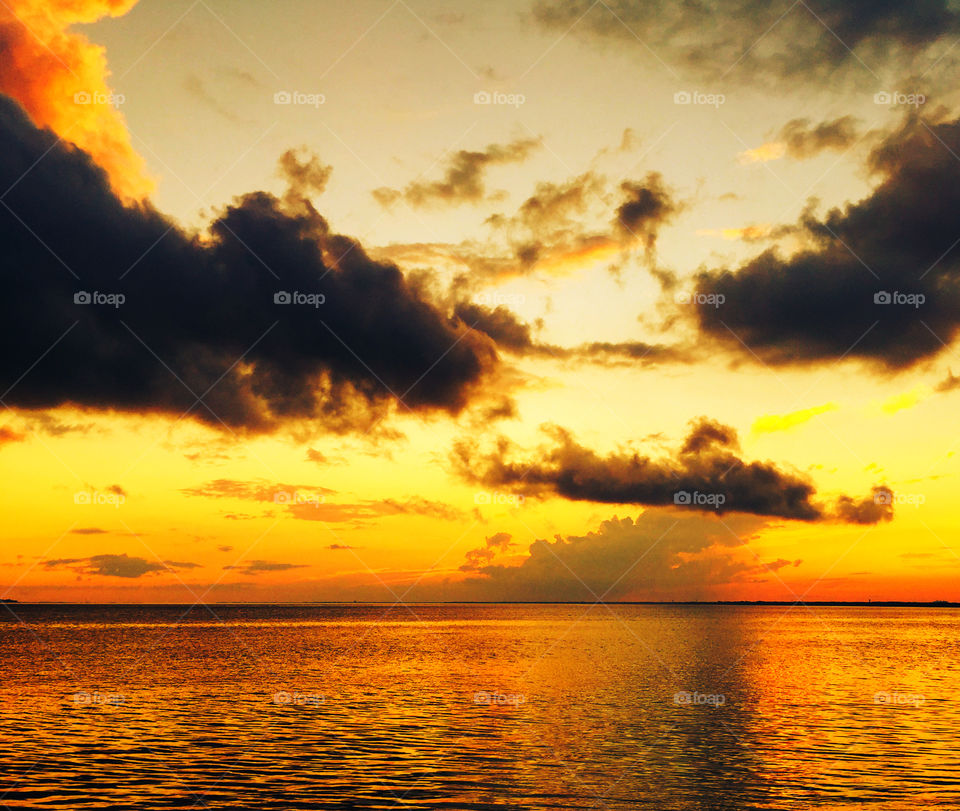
[0,603,958,809]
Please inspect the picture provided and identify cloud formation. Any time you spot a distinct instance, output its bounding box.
[0,95,497,434]
[0,0,153,199]
[452,418,890,522]
[691,116,960,370]
[532,0,960,84]
[44,553,197,578]
[373,137,541,208]
[447,510,788,601]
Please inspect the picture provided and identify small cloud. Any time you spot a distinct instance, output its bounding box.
[225,560,307,574]
[878,386,931,415]
[44,553,195,578]
[752,402,838,434]
[0,426,25,445]
[738,142,787,164]
[70,527,109,535]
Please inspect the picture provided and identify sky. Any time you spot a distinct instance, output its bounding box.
[2,0,960,602]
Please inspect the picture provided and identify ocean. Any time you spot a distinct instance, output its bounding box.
[0,603,957,809]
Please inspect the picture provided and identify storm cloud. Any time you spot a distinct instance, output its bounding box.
[0,95,496,433]
[692,116,960,370]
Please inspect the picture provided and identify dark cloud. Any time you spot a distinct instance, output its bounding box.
[532,0,960,84]
[70,528,108,535]
[0,95,495,434]
[833,486,895,524]
[373,137,541,208]
[43,553,196,578]
[777,116,862,159]
[691,115,960,370]
[452,418,887,522]
[614,173,678,252]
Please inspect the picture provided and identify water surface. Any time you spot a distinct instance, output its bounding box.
[1,603,957,809]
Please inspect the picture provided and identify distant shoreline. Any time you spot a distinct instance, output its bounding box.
[2,600,958,608]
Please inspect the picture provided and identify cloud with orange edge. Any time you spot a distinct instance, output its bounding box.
[0,0,153,200]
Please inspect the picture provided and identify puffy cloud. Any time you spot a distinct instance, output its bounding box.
[447,510,784,601]
[0,0,153,199]
[452,418,888,522]
[0,95,496,434]
[691,116,960,370]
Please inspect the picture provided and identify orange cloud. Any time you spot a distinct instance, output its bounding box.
[0,0,153,200]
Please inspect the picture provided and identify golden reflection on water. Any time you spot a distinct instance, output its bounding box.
[0,604,958,809]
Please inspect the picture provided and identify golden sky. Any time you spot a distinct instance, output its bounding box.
[2,0,960,602]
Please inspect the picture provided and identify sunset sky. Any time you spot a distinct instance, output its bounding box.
[2,0,960,602]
